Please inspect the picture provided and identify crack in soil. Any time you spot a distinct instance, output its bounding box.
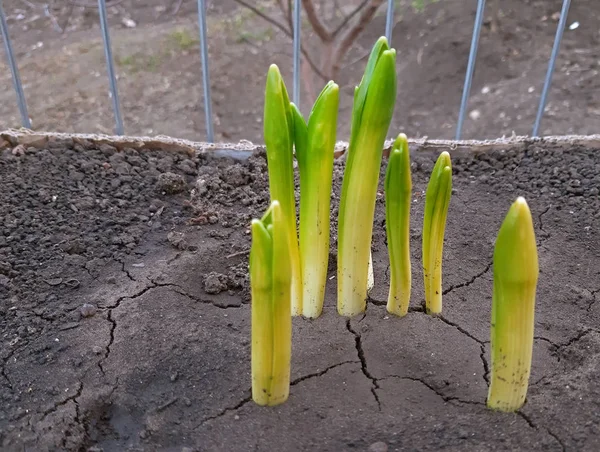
[345,320,381,410]
[290,361,359,386]
[533,336,558,347]
[436,314,490,385]
[118,259,136,282]
[98,282,168,374]
[41,381,83,419]
[546,428,566,452]
[0,343,28,391]
[380,375,482,406]
[98,282,243,374]
[83,265,98,281]
[586,288,600,312]
[538,205,550,230]
[442,261,492,295]
[198,395,253,426]
[536,205,552,246]
[171,285,244,310]
[1,362,13,390]
[518,411,566,452]
[558,329,593,349]
[536,329,593,356]
[197,361,359,428]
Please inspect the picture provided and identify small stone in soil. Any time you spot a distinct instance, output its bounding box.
[92,346,103,355]
[368,442,388,452]
[157,172,186,194]
[80,303,98,318]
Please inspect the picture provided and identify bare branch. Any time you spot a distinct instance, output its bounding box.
[276,0,293,31]
[301,0,332,42]
[172,0,185,15]
[232,0,291,36]
[332,0,369,38]
[340,47,371,71]
[286,0,293,31]
[231,0,327,81]
[44,4,64,33]
[331,0,385,78]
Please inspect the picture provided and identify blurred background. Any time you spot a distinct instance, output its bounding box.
[0,0,598,142]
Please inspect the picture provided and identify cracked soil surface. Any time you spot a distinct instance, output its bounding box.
[1,135,599,451]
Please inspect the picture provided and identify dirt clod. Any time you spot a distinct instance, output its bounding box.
[157,172,187,194]
[203,272,229,295]
[167,231,189,250]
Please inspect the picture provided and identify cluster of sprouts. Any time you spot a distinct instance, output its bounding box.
[249,37,539,413]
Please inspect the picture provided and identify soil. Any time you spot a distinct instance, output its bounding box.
[1,132,599,451]
[0,0,599,142]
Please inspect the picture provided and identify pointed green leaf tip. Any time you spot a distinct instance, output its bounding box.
[264,64,292,151]
[422,151,452,315]
[385,133,412,317]
[296,80,339,319]
[337,37,397,317]
[290,102,307,165]
[493,197,539,284]
[385,134,411,195]
[350,36,391,144]
[291,80,339,172]
[250,200,292,407]
[488,196,539,412]
[354,37,389,107]
[262,63,302,316]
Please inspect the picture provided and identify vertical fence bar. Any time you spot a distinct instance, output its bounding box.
[0,0,31,128]
[385,0,394,42]
[292,0,301,108]
[455,0,486,140]
[532,0,571,137]
[98,0,124,135]
[197,0,214,142]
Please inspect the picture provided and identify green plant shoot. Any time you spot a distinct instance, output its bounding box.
[385,134,412,317]
[263,64,302,315]
[337,36,397,317]
[422,151,452,315]
[487,197,539,412]
[250,201,292,406]
[291,81,340,319]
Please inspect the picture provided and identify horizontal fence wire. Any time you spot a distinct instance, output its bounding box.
[0,1,574,142]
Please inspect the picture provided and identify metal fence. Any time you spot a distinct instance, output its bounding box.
[0,0,572,142]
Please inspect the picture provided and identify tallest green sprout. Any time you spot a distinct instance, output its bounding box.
[337,37,397,317]
[263,65,302,315]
